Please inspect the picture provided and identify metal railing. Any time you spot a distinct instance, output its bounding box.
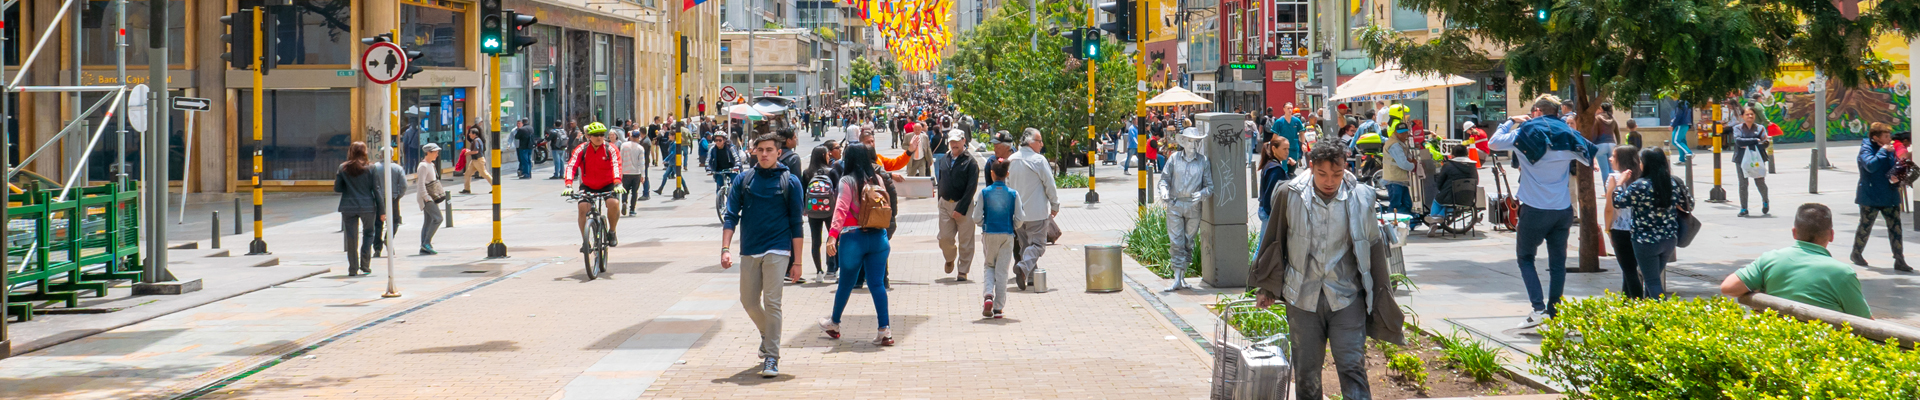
[4,183,141,322]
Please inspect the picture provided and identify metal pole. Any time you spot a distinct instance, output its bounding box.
[0,0,11,359]
[212,211,220,249]
[1085,6,1098,204]
[486,52,509,258]
[178,113,193,223]
[115,0,127,187]
[1812,71,1827,194]
[144,0,172,280]
[1135,0,1147,215]
[234,197,242,234]
[67,0,83,190]
[672,31,687,200]
[246,7,269,255]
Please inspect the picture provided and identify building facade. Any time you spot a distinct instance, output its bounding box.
[0,0,720,193]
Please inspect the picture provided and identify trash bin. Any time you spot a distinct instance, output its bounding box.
[1084,244,1124,293]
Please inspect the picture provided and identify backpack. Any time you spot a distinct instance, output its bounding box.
[804,171,836,219]
[736,170,792,214]
[857,177,893,229]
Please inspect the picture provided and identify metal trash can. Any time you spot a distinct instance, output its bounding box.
[1084,244,1124,292]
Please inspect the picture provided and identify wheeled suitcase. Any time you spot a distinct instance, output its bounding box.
[1211,340,1291,400]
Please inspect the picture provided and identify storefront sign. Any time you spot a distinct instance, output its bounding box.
[77,70,191,86]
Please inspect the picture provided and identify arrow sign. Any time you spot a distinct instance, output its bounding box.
[361,42,407,85]
[171,97,212,111]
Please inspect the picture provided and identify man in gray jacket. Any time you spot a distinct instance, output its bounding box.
[1005,128,1059,290]
[1250,141,1404,400]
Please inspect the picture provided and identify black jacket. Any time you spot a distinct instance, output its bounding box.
[709,144,739,171]
[938,151,979,212]
[1434,158,1479,205]
[512,126,536,149]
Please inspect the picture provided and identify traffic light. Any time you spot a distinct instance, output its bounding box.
[400,47,426,81]
[679,35,689,73]
[1098,0,1133,42]
[1059,28,1084,59]
[503,10,539,56]
[359,33,393,46]
[1534,0,1552,24]
[479,0,504,54]
[220,11,253,69]
[1084,29,1101,60]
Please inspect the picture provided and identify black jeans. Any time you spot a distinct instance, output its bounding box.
[1608,229,1643,299]
[341,212,379,273]
[1289,296,1371,400]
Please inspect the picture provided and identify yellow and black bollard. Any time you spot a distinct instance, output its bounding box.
[1708,120,1728,202]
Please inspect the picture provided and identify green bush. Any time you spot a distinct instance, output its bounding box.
[1435,328,1505,383]
[1388,351,1430,391]
[1531,294,1920,399]
[1055,173,1089,189]
[1215,292,1288,339]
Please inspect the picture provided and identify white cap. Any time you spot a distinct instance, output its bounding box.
[421,143,442,152]
[946,129,967,142]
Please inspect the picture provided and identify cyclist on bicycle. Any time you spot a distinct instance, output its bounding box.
[563,122,627,250]
[708,134,741,192]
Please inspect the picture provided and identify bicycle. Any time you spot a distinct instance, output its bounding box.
[712,167,742,222]
[566,190,618,280]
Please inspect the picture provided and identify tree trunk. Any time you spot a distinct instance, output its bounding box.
[1572,76,1603,273]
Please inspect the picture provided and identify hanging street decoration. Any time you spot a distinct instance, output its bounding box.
[852,0,953,71]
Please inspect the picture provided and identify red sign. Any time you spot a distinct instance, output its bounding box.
[763,87,780,96]
[360,42,407,85]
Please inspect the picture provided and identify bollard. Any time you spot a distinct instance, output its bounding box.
[212,211,221,249]
[233,198,242,234]
[445,198,453,228]
[1810,148,1820,194]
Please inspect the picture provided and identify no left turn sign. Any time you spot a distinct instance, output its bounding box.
[362,42,407,85]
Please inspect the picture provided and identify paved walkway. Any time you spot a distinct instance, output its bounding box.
[1,127,1216,400]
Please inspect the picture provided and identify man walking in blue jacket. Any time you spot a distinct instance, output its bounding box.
[719,133,806,378]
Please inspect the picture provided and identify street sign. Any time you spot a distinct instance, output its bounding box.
[869,76,882,93]
[128,84,151,133]
[763,87,779,96]
[722,85,739,98]
[361,42,407,85]
[171,97,212,111]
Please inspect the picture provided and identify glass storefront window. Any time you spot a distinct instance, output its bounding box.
[236,90,354,181]
[1391,1,1427,31]
[401,2,467,68]
[81,0,186,66]
[263,0,353,65]
[80,90,185,181]
[614,36,634,123]
[1450,73,1508,138]
[401,88,471,168]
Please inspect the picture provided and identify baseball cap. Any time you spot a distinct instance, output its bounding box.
[946,129,967,142]
[421,143,442,152]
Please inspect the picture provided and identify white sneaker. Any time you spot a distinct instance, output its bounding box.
[1517,311,1551,329]
[825,272,838,283]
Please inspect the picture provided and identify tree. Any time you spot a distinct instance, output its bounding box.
[843,56,887,104]
[1360,0,1919,272]
[940,0,1137,167]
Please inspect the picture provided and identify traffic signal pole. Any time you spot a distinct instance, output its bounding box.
[486,53,509,258]
[247,6,269,255]
[1134,0,1149,214]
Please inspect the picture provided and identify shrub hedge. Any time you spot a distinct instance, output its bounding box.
[1531,294,1920,399]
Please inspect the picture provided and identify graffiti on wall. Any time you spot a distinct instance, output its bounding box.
[1753,72,1911,143]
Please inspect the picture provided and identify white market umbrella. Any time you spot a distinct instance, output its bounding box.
[1329,62,1475,102]
[846,100,867,108]
[1145,86,1214,106]
[727,104,766,121]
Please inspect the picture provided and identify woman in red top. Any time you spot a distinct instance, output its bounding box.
[1144,132,1161,172]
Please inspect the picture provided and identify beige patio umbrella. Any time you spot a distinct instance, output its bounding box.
[1145,86,1214,106]
[1329,62,1475,102]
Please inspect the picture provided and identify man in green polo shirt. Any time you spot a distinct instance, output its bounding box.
[1720,203,1873,319]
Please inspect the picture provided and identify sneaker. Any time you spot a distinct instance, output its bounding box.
[874,329,895,346]
[993,310,1004,319]
[607,232,619,247]
[982,295,995,318]
[759,357,779,378]
[784,276,796,284]
[1738,210,1749,218]
[817,318,841,339]
[459,190,473,194]
[419,247,437,255]
[1851,253,1871,267]
[1762,203,1770,215]
[825,271,838,283]
[1517,311,1551,329]
[956,272,968,282]
[580,244,592,254]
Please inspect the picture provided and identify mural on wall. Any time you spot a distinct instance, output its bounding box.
[1752,38,1912,143]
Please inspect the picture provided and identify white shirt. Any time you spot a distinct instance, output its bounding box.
[1005,147,1060,222]
[619,140,649,175]
[415,161,438,207]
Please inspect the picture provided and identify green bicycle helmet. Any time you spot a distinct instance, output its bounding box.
[583,122,609,136]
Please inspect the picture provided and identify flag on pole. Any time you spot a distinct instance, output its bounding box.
[684,0,709,11]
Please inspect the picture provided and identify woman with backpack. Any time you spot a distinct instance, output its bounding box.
[803,141,843,282]
[820,143,896,346]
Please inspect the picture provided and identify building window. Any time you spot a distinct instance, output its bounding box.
[1344,0,1370,48]
[81,89,185,181]
[81,0,186,66]
[401,1,468,68]
[614,36,633,123]
[236,89,355,181]
[263,0,354,65]
[1391,0,1427,31]
[720,40,733,64]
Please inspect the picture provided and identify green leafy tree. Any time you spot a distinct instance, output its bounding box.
[1359,0,1919,270]
[843,56,887,104]
[941,0,1137,167]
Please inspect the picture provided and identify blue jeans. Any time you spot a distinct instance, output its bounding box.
[1385,182,1418,227]
[1631,237,1676,298]
[1671,125,1693,162]
[1595,143,1615,178]
[516,147,534,177]
[549,149,569,178]
[714,172,735,193]
[1123,145,1137,171]
[933,153,949,181]
[656,163,680,192]
[1516,205,1573,315]
[832,228,892,328]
